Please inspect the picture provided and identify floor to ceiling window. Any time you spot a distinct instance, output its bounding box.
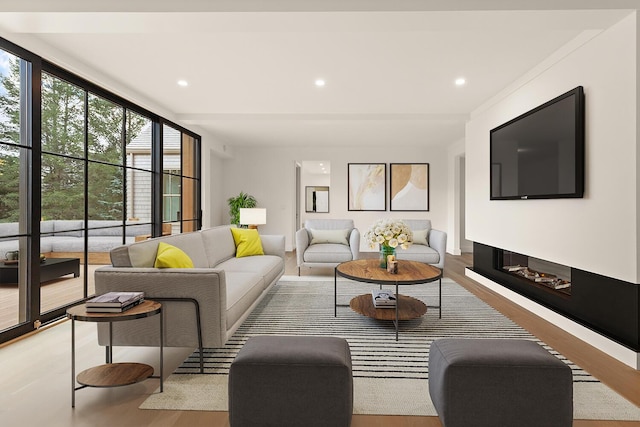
[0,37,201,343]
[162,124,201,234]
[40,72,87,314]
[181,132,200,233]
[0,46,33,334]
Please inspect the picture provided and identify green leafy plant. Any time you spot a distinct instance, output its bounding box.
[227,191,257,225]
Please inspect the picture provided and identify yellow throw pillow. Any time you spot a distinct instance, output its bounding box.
[230,228,265,258]
[154,242,195,268]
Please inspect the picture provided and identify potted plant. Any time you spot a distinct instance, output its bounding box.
[227,191,257,226]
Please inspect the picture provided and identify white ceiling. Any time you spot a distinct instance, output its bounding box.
[0,1,633,148]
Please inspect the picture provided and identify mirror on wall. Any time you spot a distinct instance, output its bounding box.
[305,186,329,213]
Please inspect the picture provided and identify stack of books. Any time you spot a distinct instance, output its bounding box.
[372,289,396,308]
[86,291,144,313]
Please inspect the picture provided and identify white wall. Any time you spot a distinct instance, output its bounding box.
[466,13,638,283]
[213,145,448,252]
[204,148,225,228]
[446,138,465,255]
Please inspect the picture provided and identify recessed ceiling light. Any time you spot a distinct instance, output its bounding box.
[177,80,189,87]
[315,79,326,87]
[455,78,466,86]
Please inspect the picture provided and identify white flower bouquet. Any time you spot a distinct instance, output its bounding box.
[364,218,413,250]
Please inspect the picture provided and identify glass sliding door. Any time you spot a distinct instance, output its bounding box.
[40,73,86,313]
[162,123,200,234]
[181,133,199,232]
[125,111,153,229]
[0,34,202,345]
[162,124,181,234]
[0,48,32,332]
[87,93,125,286]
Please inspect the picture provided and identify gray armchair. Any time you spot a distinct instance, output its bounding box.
[394,219,447,270]
[296,219,360,275]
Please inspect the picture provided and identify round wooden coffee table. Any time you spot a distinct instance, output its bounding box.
[335,259,442,340]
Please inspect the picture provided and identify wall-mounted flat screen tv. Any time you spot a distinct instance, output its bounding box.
[490,86,584,200]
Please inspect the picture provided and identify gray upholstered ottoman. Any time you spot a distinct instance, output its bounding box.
[228,335,353,427]
[429,338,573,427]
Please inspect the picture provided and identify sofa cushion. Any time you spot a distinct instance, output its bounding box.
[309,228,350,245]
[125,222,152,237]
[303,243,353,263]
[412,229,430,246]
[0,222,19,240]
[402,219,432,231]
[87,220,124,236]
[395,244,440,265]
[53,220,84,237]
[127,231,209,268]
[200,226,237,267]
[217,255,283,291]
[86,220,151,237]
[49,236,85,252]
[48,236,132,253]
[154,242,194,268]
[87,236,135,252]
[225,272,265,329]
[40,236,55,253]
[230,228,264,258]
[304,219,354,231]
[40,220,55,235]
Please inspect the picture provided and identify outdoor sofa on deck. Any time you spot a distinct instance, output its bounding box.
[0,220,154,264]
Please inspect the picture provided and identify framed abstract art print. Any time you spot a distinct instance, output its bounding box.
[348,163,386,211]
[390,163,429,211]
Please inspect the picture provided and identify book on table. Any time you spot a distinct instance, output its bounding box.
[86,298,143,313]
[372,289,396,308]
[86,291,144,308]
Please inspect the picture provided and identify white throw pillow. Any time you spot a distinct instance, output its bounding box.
[412,229,430,246]
[309,228,350,245]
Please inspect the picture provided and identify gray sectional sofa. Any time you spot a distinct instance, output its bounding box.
[94,225,285,348]
[0,220,152,263]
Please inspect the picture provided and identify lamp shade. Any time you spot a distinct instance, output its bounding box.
[239,208,267,226]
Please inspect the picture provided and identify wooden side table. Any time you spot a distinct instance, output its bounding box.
[66,300,163,408]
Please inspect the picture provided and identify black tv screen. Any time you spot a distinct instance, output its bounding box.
[490,86,584,200]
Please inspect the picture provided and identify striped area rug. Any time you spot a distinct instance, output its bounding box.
[177,278,595,381]
[140,278,640,419]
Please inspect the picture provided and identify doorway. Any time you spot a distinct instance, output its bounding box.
[457,155,473,253]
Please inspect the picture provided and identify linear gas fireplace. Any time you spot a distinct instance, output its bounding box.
[471,242,639,360]
[500,250,571,296]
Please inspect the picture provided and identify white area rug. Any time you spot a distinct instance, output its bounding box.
[140,279,640,420]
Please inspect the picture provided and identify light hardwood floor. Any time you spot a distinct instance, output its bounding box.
[0,252,638,427]
[0,264,98,331]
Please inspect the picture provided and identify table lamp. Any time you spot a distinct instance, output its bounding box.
[239,208,266,230]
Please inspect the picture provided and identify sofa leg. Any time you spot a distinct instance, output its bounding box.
[298,267,301,276]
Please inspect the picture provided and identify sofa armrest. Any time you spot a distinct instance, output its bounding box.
[349,228,361,260]
[260,234,285,259]
[295,227,310,266]
[429,229,447,269]
[94,266,228,347]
